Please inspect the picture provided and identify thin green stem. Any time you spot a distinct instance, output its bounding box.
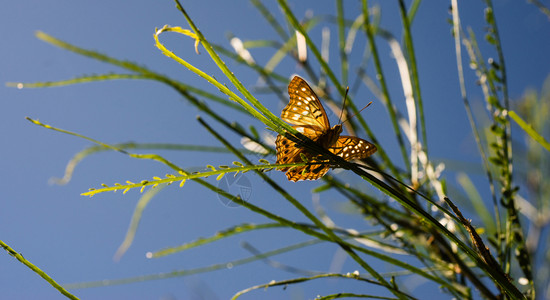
[465,27,504,257]
[250,0,289,40]
[362,0,410,172]
[197,117,406,299]
[337,0,348,85]
[65,239,322,289]
[278,0,374,136]
[0,240,80,300]
[398,0,428,157]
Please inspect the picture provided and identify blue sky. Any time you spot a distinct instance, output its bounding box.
[2,1,549,299]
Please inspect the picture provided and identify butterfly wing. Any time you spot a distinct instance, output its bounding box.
[275,133,302,170]
[284,161,329,181]
[328,136,377,160]
[276,125,322,169]
[277,76,333,181]
[276,76,376,182]
[276,126,331,181]
[282,76,330,131]
[277,134,377,182]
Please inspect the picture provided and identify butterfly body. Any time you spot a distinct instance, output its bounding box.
[276,76,377,182]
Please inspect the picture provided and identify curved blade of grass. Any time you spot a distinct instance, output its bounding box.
[10,69,273,155]
[63,239,322,289]
[113,183,168,262]
[150,223,284,258]
[231,273,402,300]
[241,241,323,276]
[29,26,273,152]
[211,43,289,104]
[213,41,288,85]
[26,117,184,172]
[153,25,278,131]
[172,2,295,135]
[27,72,246,114]
[26,117,276,197]
[7,32,274,132]
[344,14,367,57]
[316,293,400,300]
[51,143,258,185]
[34,31,153,74]
[508,110,550,152]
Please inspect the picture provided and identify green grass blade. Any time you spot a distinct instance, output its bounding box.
[232,273,404,300]
[113,184,168,261]
[509,110,550,152]
[457,173,496,235]
[150,223,284,258]
[0,240,80,300]
[64,239,323,289]
[361,0,410,172]
[336,0,349,85]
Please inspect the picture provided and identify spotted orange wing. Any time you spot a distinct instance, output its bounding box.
[329,136,377,161]
[282,135,377,181]
[281,76,330,131]
[276,76,332,181]
[276,76,376,181]
[276,127,332,181]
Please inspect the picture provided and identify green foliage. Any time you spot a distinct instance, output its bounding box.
[7,0,550,299]
[0,241,79,300]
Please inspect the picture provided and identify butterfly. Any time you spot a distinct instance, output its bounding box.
[276,76,377,181]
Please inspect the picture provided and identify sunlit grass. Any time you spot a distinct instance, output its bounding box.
[6,0,549,299]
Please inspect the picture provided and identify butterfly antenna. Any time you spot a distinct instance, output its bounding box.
[341,101,373,125]
[337,86,350,124]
